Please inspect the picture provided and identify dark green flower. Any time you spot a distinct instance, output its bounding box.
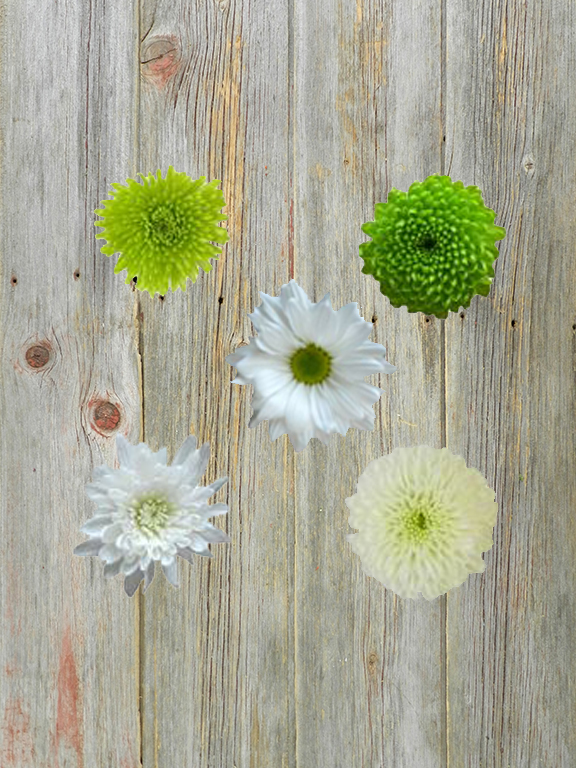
[95,166,228,297]
[360,174,506,318]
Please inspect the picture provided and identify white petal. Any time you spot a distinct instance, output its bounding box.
[73,539,103,557]
[198,524,231,544]
[124,569,144,597]
[268,417,288,441]
[206,502,229,517]
[172,435,198,466]
[79,515,114,535]
[304,294,340,348]
[188,476,228,503]
[254,322,297,356]
[103,560,123,578]
[187,442,211,486]
[162,560,179,587]
[142,560,155,592]
[99,543,124,563]
[279,280,312,311]
[287,428,312,452]
[308,385,338,434]
[189,535,214,557]
[336,316,374,350]
[101,522,127,544]
[121,556,141,575]
[115,434,134,467]
[283,383,313,433]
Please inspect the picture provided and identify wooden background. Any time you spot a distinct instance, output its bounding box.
[0,0,574,766]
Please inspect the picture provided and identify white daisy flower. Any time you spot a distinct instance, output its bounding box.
[346,445,498,600]
[74,434,230,597]
[226,279,396,452]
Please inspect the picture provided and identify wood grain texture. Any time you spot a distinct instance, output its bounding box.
[0,1,142,767]
[0,0,575,766]
[444,1,576,765]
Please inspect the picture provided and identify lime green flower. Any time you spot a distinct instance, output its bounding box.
[360,175,506,318]
[95,166,228,296]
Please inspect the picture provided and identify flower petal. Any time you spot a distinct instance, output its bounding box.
[124,569,144,597]
[142,560,156,592]
[73,539,103,557]
[172,435,198,466]
[162,560,179,587]
[103,560,123,579]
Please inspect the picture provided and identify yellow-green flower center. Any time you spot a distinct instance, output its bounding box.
[391,491,451,548]
[290,343,332,385]
[131,493,176,535]
[146,203,188,248]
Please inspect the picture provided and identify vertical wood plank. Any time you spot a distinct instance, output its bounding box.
[293,1,446,766]
[444,1,576,765]
[137,1,293,766]
[0,0,141,766]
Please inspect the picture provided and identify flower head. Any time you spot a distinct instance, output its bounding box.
[74,435,230,596]
[346,445,497,600]
[226,279,396,452]
[360,175,506,318]
[95,166,228,297]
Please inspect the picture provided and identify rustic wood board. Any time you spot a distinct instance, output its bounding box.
[0,0,574,766]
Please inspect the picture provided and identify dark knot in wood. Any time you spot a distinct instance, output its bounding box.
[92,401,121,433]
[25,345,50,369]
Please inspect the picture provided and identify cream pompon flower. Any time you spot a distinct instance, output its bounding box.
[346,445,498,600]
[74,435,230,596]
[226,279,396,452]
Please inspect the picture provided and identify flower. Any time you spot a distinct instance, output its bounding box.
[360,174,506,318]
[346,445,498,600]
[226,279,396,452]
[74,434,230,597]
[94,166,228,297]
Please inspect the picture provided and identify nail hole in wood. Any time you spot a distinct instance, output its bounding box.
[10,275,17,286]
[73,269,80,280]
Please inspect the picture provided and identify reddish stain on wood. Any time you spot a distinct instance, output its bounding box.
[1,698,36,766]
[54,626,83,767]
[93,401,121,432]
[141,36,181,89]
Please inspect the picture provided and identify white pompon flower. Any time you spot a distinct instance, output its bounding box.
[74,435,230,597]
[226,279,396,452]
[346,446,498,600]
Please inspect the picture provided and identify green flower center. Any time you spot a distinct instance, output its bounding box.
[390,491,451,548]
[131,493,176,536]
[290,343,332,385]
[145,204,188,248]
[414,232,438,253]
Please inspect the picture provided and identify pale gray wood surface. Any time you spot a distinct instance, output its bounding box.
[0,0,574,767]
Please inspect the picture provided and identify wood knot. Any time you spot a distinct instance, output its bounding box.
[367,651,379,674]
[25,344,51,369]
[91,400,121,435]
[141,36,181,89]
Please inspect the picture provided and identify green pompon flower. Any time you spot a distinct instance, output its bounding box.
[346,445,498,600]
[95,166,228,296]
[360,174,506,318]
